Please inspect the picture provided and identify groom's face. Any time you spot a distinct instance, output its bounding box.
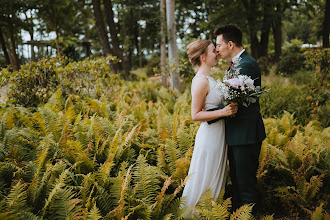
[216,35,231,60]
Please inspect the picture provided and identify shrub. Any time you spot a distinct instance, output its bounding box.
[260,74,329,127]
[4,57,63,107]
[257,56,272,75]
[304,48,330,75]
[275,52,306,75]
[145,53,160,77]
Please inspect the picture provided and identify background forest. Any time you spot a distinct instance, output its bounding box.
[0,0,329,219]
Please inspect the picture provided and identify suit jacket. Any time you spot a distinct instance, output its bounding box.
[209,51,266,146]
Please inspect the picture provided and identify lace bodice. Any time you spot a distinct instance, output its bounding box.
[192,73,223,110]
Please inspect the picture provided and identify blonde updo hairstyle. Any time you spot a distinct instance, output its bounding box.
[187,39,212,67]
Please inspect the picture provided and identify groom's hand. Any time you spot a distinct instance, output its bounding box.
[207,105,225,124]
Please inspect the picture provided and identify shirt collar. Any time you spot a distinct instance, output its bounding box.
[232,49,245,62]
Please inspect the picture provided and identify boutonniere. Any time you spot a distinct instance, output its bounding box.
[226,57,242,79]
[232,56,242,69]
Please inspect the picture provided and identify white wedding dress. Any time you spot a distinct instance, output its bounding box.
[181,73,227,217]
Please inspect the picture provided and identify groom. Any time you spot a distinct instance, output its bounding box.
[209,24,266,215]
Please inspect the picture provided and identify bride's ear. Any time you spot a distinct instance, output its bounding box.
[200,54,205,63]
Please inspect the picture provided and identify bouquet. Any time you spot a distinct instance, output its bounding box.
[216,60,268,107]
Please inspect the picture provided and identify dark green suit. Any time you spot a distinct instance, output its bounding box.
[209,51,266,214]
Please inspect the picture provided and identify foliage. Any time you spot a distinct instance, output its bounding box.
[145,53,160,77]
[3,57,62,107]
[1,56,121,107]
[276,52,306,76]
[257,56,272,75]
[257,112,330,218]
[0,58,329,219]
[260,71,329,127]
[304,48,330,75]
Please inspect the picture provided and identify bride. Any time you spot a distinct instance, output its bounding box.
[181,39,238,216]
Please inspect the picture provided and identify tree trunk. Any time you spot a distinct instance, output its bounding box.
[0,27,11,67]
[273,17,282,62]
[30,34,35,61]
[92,0,117,74]
[160,0,167,87]
[138,9,142,68]
[243,0,259,59]
[53,18,62,57]
[323,0,330,48]
[321,0,330,78]
[259,0,272,57]
[103,0,130,77]
[7,16,20,71]
[166,0,180,91]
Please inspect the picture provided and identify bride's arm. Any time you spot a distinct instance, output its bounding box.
[191,78,238,122]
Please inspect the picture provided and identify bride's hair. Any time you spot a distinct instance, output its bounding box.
[187,39,212,66]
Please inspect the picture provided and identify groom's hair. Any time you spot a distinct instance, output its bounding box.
[214,24,242,47]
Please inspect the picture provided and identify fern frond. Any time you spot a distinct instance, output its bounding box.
[87,203,102,220]
[107,164,133,219]
[311,203,324,220]
[18,211,43,220]
[306,174,324,201]
[260,214,274,220]
[152,176,172,217]
[6,180,28,214]
[164,139,180,174]
[132,154,160,205]
[41,169,69,216]
[47,88,63,110]
[230,204,253,220]
[95,184,113,215]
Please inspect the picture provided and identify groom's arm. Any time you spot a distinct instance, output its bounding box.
[207,104,226,124]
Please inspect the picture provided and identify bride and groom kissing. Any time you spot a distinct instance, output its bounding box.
[181,24,266,217]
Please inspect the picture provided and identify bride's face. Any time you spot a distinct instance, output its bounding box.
[202,44,218,67]
[216,35,231,60]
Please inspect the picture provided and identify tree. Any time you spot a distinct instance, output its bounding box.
[0,27,11,66]
[103,0,129,77]
[160,0,167,87]
[323,0,330,48]
[166,0,180,91]
[92,0,118,74]
[36,0,81,57]
[0,0,25,71]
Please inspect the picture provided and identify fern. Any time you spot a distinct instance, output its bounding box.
[311,203,324,220]
[164,139,180,175]
[194,190,230,220]
[41,169,70,216]
[107,164,133,219]
[230,204,253,220]
[47,88,63,110]
[6,180,28,214]
[87,203,102,220]
[132,155,160,206]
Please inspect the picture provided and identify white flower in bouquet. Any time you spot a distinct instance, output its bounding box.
[216,74,268,108]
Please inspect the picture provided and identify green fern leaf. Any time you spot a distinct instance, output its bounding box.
[311,204,324,220]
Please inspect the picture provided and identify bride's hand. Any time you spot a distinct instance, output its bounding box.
[222,102,238,116]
